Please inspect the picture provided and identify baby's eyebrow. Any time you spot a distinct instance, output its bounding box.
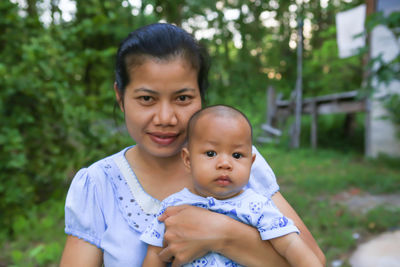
[200,141,217,147]
[232,142,248,147]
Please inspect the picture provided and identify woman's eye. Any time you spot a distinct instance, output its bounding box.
[232,153,242,159]
[206,151,217,157]
[177,95,191,102]
[141,96,152,101]
[138,96,155,104]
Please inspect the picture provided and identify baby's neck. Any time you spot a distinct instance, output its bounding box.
[190,188,245,200]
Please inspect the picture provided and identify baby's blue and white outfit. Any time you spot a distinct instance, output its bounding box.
[140,188,299,267]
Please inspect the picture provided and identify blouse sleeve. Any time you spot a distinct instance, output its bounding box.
[64,167,106,248]
[140,218,165,247]
[247,146,280,198]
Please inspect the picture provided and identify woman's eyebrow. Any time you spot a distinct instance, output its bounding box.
[174,88,197,94]
[134,88,158,94]
[133,88,196,94]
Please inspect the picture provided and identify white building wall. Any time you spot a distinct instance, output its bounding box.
[368,25,400,157]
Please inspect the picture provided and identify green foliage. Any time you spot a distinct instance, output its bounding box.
[0,0,132,236]
[299,114,365,153]
[303,25,363,97]
[364,11,400,136]
[383,93,400,138]
[2,199,65,266]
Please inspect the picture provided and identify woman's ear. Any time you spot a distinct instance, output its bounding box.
[181,147,191,170]
[114,82,124,112]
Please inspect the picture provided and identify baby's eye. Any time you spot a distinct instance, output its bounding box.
[232,153,242,159]
[206,151,217,157]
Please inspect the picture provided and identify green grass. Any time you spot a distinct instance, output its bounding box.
[1,146,399,266]
[0,199,66,267]
[259,145,400,266]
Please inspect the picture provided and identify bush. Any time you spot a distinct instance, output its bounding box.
[0,2,131,235]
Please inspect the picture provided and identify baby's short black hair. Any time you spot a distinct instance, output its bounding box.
[186,105,253,145]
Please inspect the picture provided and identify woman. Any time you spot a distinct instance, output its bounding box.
[60,23,325,267]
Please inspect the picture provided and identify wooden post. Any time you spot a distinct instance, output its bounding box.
[311,99,318,149]
[291,10,303,149]
[364,0,376,156]
[344,113,356,138]
[266,86,276,127]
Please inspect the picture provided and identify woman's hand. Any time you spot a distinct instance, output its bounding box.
[157,205,227,266]
[157,205,290,267]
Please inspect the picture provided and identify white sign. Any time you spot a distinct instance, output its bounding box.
[336,4,366,58]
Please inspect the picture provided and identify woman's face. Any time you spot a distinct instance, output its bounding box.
[116,57,202,159]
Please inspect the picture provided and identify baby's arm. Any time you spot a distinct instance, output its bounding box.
[142,245,165,267]
[270,233,322,267]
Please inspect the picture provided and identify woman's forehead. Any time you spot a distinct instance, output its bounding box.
[127,53,198,72]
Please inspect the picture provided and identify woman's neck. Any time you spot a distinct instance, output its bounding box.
[128,145,183,172]
[125,146,192,200]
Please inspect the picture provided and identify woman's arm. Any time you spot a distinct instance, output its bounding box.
[158,193,325,267]
[158,205,290,267]
[272,192,326,265]
[142,245,166,267]
[270,233,322,267]
[60,235,103,267]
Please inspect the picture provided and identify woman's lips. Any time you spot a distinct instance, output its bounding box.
[148,132,179,146]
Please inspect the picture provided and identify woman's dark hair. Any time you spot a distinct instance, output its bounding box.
[115,23,210,103]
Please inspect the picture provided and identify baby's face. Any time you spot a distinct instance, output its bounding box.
[184,114,255,200]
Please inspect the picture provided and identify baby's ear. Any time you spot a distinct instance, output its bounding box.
[181,148,191,170]
[251,153,256,164]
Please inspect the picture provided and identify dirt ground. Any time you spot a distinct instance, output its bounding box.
[349,230,400,267]
[331,188,400,267]
[331,188,400,214]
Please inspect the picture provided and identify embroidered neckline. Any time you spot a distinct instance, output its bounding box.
[102,147,159,233]
[114,149,161,214]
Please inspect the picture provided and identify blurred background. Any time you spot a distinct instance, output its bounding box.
[0,0,399,266]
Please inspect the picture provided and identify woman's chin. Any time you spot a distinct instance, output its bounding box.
[142,143,184,159]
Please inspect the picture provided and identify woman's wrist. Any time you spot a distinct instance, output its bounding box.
[211,214,234,255]
[212,214,253,257]
[209,214,290,267]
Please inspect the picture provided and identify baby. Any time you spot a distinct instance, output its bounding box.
[141,105,322,267]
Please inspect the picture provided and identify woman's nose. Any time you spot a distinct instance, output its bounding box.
[154,101,178,126]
